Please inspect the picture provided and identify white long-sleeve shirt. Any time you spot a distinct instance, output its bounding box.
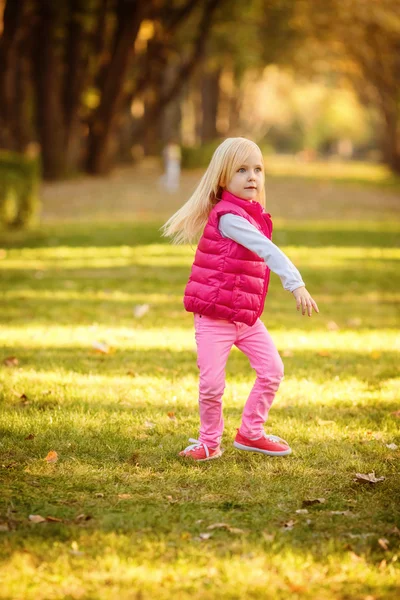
[219,214,305,293]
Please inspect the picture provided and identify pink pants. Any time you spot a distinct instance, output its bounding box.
[194,314,284,448]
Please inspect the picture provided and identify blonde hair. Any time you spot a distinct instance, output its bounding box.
[161,137,265,245]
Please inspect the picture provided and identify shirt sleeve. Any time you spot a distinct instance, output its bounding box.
[219,213,305,292]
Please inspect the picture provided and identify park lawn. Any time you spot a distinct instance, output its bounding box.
[0,217,399,599]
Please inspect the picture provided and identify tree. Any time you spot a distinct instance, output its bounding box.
[0,0,223,179]
[293,0,400,173]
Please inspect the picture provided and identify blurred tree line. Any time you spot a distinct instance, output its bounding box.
[0,0,399,189]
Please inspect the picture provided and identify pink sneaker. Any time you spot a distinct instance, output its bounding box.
[179,438,223,462]
[233,429,292,456]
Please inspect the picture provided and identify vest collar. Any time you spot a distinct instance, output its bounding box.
[221,189,264,216]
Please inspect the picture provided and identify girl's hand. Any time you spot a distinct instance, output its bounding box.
[292,286,319,316]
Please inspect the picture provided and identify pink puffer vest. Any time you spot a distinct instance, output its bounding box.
[183,190,273,326]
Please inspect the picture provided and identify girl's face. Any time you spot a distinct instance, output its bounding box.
[225,148,265,202]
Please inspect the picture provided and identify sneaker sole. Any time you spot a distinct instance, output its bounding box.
[179,449,224,462]
[233,441,292,456]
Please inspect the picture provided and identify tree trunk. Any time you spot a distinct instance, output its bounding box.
[63,0,94,173]
[33,0,67,179]
[382,106,400,175]
[86,0,145,174]
[0,0,26,150]
[200,67,221,143]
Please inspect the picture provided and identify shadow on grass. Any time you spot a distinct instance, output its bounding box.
[1,221,400,249]
[0,347,398,384]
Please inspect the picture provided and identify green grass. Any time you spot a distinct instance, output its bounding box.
[0,183,400,598]
[265,156,400,191]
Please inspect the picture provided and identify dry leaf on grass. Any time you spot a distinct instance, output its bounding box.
[44,451,58,463]
[92,341,115,354]
[25,433,35,441]
[0,523,10,531]
[354,472,385,484]
[302,498,326,506]
[3,356,19,367]
[295,509,309,514]
[199,532,212,540]
[206,523,245,534]
[95,493,104,498]
[118,493,132,500]
[29,515,46,524]
[391,410,400,418]
[386,443,398,450]
[282,520,296,530]
[329,510,354,517]
[45,516,63,523]
[75,514,92,522]
[133,304,150,318]
[167,412,177,422]
[378,538,390,551]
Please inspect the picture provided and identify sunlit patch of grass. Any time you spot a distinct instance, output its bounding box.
[265,155,400,190]
[0,216,399,599]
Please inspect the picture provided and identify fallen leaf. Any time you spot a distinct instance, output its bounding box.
[389,526,400,537]
[29,514,46,524]
[3,356,19,367]
[282,520,296,530]
[229,527,245,534]
[302,498,326,506]
[133,304,150,318]
[25,433,35,441]
[207,523,230,530]
[95,493,104,498]
[199,532,212,540]
[379,559,387,571]
[75,514,92,521]
[45,516,63,523]
[295,509,309,514]
[167,412,177,421]
[378,538,390,551]
[386,443,398,450]
[328,510,354,516]
[354,472,385,484]
[391,410,400,418]
[327,321,340,331]
[349,551,363,563]
[118,493,132,500]
[92,341,114,354]
[44,450,58,463]
[0,523,10,532]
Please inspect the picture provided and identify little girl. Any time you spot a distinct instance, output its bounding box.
[162,137,319,461]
